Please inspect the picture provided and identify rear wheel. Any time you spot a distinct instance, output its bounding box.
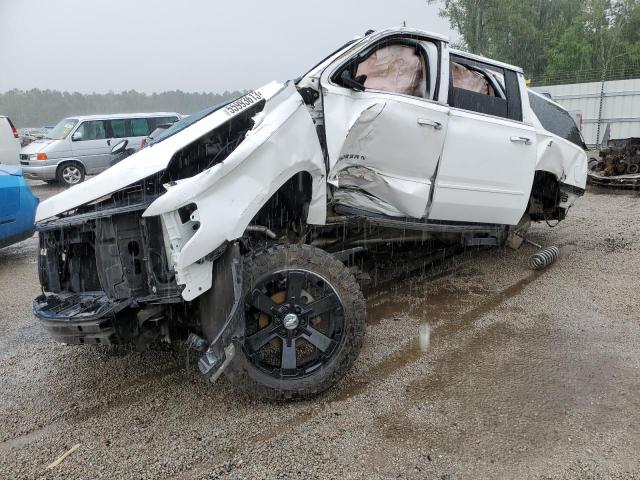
[226,244,365,400]
[57,162,85,186]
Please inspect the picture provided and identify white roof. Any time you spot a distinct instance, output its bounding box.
[353,27,522,73]
[450,48,523,73]
[63,112,180,121]
[362,26,449,44]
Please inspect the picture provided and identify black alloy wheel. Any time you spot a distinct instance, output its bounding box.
[225,244,365,400]
[243,269,345,378]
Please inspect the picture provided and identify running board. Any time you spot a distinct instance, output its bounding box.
[332,204,505,236]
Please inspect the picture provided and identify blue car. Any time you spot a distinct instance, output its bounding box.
[0,164,39,249]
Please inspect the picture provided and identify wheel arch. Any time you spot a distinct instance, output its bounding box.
[56,158,86,173]
[248,170,315,236]
[528,169,561,221]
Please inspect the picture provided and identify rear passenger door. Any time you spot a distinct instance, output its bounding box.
[107,118,134,157]
[130,118,152,150]
[428,55,537,226]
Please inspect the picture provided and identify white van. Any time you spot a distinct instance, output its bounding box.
[20,112,180,186]
[0,116,21,165]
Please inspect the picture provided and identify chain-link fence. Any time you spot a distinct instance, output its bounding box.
[529,62,640,87]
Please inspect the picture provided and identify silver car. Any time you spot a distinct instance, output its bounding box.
[20,112,180,186]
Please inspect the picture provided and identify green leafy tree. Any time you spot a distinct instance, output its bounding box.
[433,0,581,76]
[431,0,640,82]
[546,0,640,80]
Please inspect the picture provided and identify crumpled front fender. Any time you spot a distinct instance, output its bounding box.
[143,83,326,301]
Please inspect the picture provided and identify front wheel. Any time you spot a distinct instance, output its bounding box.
[57,163,85,187]
[226,244,365,400]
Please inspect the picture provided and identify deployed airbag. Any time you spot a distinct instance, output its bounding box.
[452,62,494,96]
[356,45,426,97]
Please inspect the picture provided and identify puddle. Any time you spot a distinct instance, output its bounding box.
[340,266,547,402]
[434,271,542,337]
[366,278,494,326]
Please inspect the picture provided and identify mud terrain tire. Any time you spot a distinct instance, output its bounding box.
[226,244,365,400]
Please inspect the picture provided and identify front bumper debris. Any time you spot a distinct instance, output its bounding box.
[33,293,129,345]
[588,172,640,188]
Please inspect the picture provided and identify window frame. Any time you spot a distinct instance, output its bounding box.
[73,120,107,142]
[329,33,444,103]
[130,118,151,137]
[107,118,132,139]
[448,54,523,122]
[353,40,430,99]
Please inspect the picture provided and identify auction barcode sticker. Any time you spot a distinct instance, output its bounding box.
[224,91,264,116]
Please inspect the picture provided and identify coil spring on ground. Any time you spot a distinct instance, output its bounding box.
[528,246,560,271]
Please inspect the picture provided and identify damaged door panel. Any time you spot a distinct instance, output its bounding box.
[32,26,587,400]
[327,99,449,218]
[322,36,449,218]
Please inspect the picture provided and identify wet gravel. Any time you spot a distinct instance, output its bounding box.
[0,184,639,479]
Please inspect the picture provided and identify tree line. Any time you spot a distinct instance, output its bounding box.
[0,89,246,128]
[434,0,640,85]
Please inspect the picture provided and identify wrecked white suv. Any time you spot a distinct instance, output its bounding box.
[33,27,587,399]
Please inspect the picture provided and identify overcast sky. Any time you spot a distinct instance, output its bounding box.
[0,0,455,94]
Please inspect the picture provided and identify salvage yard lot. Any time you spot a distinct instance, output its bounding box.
[0,185,639,479]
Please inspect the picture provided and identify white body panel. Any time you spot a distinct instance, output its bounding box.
[428,109,537,225]
[527,92,588,190]
[0,117,20,165]
[143,85,326,300]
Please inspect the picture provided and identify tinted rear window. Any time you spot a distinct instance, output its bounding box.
[131,118,150,137]
[109,119,131,138]
[529,92,585,148]
[148,102,234,146]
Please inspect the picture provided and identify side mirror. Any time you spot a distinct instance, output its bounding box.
[111,139,128,155]
[71,131,83,141]
[340,70,366,92]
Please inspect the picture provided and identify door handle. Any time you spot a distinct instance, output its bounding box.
[107,139,111,146]
[510,136,532,145]
[417,118,442,130]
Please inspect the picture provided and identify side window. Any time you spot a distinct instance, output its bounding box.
[109,119,132,138]
[76,120,106,141]
[528,92,585,148]
[131,118,150,137]
[448,56,522,121]
[355,43,428,98]
[148,116,178,130]
[451,62,499,96]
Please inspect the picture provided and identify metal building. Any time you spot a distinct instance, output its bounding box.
[533,78,640,147]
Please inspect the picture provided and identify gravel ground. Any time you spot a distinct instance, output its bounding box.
[0,184,639,479]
